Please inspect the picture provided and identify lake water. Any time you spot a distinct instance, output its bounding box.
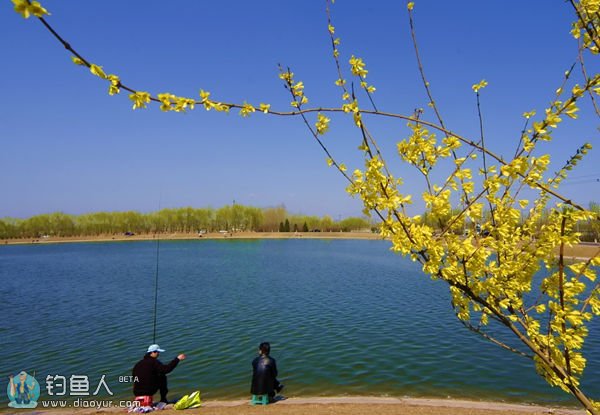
[1,239,598,408]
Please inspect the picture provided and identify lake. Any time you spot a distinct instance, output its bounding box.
[1,239,598,407]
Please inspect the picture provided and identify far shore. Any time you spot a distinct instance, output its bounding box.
[2,231,598,260]
[1,231,381,246]
[3,396,585,415]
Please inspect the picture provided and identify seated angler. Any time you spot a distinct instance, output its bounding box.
[132,344,186,406]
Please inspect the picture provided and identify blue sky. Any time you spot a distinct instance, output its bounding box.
[1,1,599,219]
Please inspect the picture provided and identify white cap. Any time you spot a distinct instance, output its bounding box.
[147,344,165,353]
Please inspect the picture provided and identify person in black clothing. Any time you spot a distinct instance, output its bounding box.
[250,342,283,402]
[132,344,186,404]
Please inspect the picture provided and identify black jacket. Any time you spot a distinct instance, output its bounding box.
[132,355,179,396]
[251,355,278,395]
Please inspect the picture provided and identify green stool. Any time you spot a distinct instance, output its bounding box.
[250,394,269,405]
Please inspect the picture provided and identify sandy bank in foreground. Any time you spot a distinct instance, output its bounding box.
[12,397,584,415]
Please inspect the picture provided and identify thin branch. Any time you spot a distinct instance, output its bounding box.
[458,318,532,359]
[558,216,573,378]
[578,37,600,117]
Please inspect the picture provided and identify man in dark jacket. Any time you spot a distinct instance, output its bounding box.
[132,344,186,404]
[250,342,283,402]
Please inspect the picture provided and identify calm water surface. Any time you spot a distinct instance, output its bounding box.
[1,239,598,407]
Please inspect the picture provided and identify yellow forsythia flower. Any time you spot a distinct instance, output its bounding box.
[259,103,271,114]
[90,64,107,79]
[12,0,49,18]
[407,2,415,10]
[199,89,210,102]
[315,113,331,135]
[71,56,85,66]
[349,55,368,77]
[129,91,151,110]
[581,0,600,14]
[472,79,488,92]
[107,74,120,95]
[239,102,256,117]
[278,71,294,83]
[564,101,579,119]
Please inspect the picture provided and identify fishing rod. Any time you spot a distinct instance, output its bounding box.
[152,198,162,344]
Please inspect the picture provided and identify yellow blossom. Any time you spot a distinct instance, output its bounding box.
[564,101,579,119]
[472,79,488,92]
[129,91,151,110]
[278,71,294,83]
[292,81,305,97]
[315,113,331,135]
[12,0,49,18]
[107,74,120,95]
[71,56,85,66]
[89,64,107,79]
[239,102,256,117]
[349,55,368,77]
[199,89,210,102]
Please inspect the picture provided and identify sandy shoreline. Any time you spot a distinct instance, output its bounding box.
[0,231,381,246]
[4,396,585,415]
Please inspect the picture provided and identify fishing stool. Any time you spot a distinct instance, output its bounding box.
[134,395,153,407]
[250,394,269,405]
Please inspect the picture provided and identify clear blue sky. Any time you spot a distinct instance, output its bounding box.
[1,1,599,219]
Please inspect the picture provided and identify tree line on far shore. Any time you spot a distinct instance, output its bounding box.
[0,204,375,239]
[1,202,597,241]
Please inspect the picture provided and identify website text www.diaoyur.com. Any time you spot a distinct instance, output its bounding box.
[41,398,139,410]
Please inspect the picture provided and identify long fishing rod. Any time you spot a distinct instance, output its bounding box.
[152,199,162,344]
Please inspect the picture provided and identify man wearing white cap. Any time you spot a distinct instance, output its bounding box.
[132,344,186,404]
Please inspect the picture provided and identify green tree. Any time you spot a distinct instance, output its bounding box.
[0,218,20,239]
[339,217,371,232]
[244,206,264,231]
[215,206,231,231]
[263,205,287,232]
[320,215,333,232]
